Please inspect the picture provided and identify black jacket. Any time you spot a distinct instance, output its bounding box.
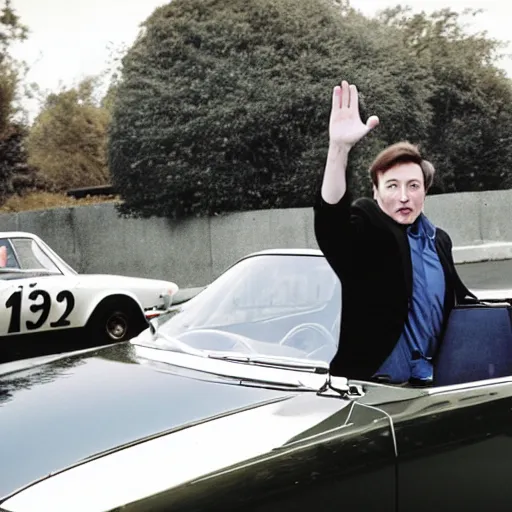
[314,190,476,380]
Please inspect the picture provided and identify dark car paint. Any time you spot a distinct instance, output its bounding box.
[0,326,102,364]
[0,341,407,511]
[375,381,512,512]
[150,381,512,512]
[0,343,293,498]
[3,343,512,512]
[126,399,397,512]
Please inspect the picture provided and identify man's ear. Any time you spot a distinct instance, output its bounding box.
[372,184,378,200]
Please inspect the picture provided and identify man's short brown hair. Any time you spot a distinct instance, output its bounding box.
[369,141,435,191]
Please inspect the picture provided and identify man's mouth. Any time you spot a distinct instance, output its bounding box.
[397,207,412,214]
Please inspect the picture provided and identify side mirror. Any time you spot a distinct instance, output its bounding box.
[160,291,173,310]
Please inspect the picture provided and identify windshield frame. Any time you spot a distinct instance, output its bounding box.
[131,342,332,391]
[133,251,341,381]
[0,234,77,276]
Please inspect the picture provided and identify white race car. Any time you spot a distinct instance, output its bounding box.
[0,231,179,362]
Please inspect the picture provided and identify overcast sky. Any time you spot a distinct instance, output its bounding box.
[8,0,512,119]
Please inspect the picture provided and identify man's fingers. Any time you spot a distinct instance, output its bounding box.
[341,80,349,108]
[349,84,359,111]
[366,115,380,130]
[332,85,341,110]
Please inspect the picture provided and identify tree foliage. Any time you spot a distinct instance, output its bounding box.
[0,0,33,204]
[108,0,431,218]
[108,1,512,219]
[26,77,111,191]
[0,123,43,201]
[379,6,512,192]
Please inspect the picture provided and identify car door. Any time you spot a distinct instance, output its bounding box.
[390,379,512,512]
[0,237,80,338]
[148,396,398,512]
[0,275,78,337]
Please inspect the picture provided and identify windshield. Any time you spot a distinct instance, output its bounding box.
[138,253,341,365]
[0,237,63,275]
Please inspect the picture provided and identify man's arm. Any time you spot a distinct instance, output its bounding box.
[320,80,379,204]
[321,143,350,204]
[314,80,379,277]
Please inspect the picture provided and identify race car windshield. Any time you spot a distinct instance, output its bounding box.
[137,253,341,367]
[0,237,64,275]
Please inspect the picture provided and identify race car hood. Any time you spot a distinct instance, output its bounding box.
[0,344,292,500]
[75,274,178,294]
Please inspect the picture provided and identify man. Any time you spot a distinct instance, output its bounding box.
[314,80,475,385]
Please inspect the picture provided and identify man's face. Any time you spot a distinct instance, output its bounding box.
[373,162,426,225]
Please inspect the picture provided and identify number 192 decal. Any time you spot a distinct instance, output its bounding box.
[5,288,75,334]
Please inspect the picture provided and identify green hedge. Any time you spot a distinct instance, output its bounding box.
[108,0,512,219]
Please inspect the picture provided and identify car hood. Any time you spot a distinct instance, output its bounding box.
[75,274,178,293]
[0,344,292,499]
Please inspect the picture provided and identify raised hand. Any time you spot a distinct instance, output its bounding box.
[329,80,379,148]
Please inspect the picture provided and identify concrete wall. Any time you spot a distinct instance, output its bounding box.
[0,189,511,288]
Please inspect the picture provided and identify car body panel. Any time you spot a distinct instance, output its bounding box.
[470,287,512,302]
[2,398,396,512]
[0,232,179,361]
[0,343,294,499]
[376,378,512,512]
[0,342,398,512]
[0,274,177,337]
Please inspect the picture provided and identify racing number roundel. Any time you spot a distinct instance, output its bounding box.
[6,287,75,333]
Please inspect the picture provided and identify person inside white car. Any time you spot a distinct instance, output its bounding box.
[0,241,19,269]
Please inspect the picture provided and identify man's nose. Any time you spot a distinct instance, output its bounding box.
[400,187,409,202]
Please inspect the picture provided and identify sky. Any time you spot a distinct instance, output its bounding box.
[7,0,512,121]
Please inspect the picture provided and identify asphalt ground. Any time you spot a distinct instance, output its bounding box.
[456,259,512,290]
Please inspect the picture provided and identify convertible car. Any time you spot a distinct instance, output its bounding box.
[0,248,511,512]
[0,231,179,363]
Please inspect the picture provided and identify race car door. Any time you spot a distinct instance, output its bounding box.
[0,237,79,339]
[0,276,77,337]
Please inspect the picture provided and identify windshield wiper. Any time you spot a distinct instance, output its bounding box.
[207,353,329,374]
[144,320,329,374]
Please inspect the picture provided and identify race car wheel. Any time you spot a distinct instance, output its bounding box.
[105,311,130,340]
[87,297,147,345]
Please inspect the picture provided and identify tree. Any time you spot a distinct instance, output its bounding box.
[108,0,432,218]
[379,6,512,193]
[26,77,111,191]
[0,123,43,199]
[0,0,33,205]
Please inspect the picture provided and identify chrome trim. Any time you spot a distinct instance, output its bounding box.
[426,375,512,396]
[131,345,330,391]
[357,403,398,457]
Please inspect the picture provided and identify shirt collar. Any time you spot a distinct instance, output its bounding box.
[407,213,436,240]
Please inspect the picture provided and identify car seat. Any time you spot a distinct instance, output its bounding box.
[434,303,512,386]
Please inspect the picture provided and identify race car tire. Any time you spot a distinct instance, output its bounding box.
[86,296,147,345]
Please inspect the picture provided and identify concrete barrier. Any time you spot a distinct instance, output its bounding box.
[0,188,510,288]
[452,242,512,264]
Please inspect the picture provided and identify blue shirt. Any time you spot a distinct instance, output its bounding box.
[374,213,446,384]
